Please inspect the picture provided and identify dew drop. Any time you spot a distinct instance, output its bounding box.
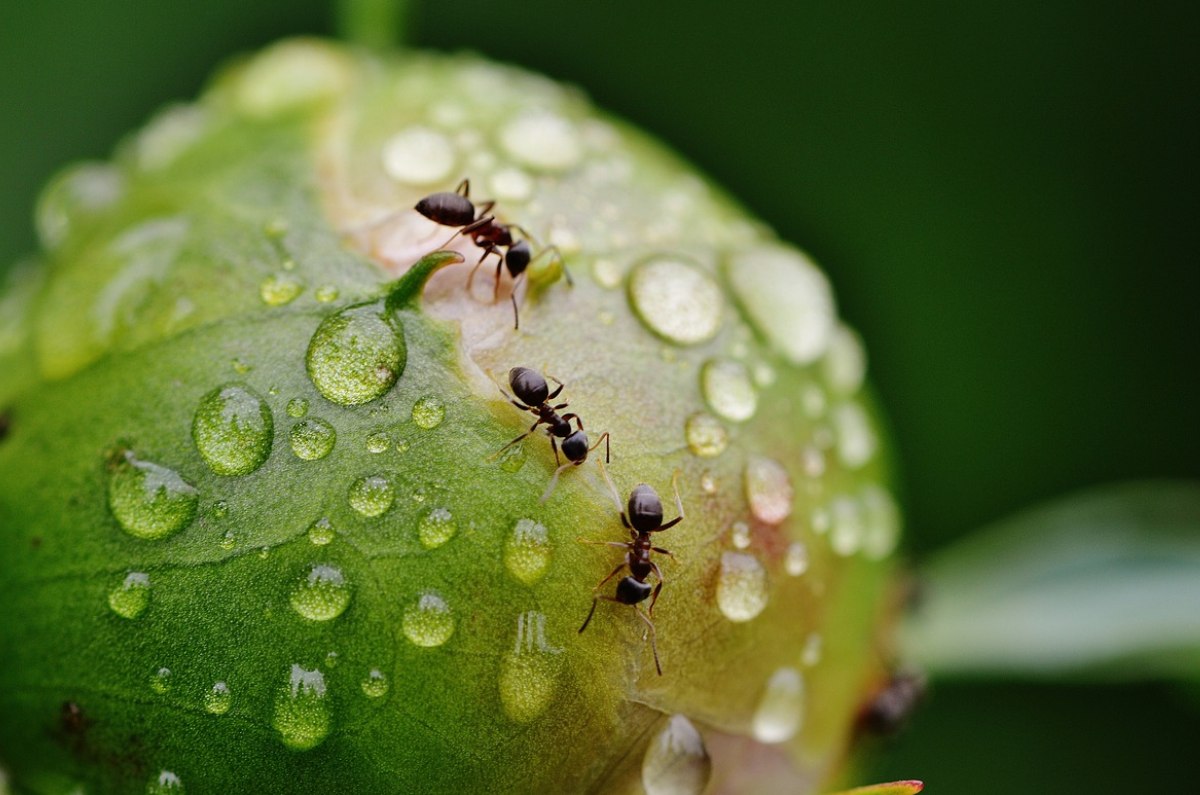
[108,571,151,619]
[499,611,561,723]
[684,413,728,458]
[219,530,237,550]
[411,395,445,429]
[402,591,455,647]
[725,245,835,365]
[591,257,624,289]
[744,455,793,525]
[259,273,303,306]
[211,500,230,519]
[716,552,768,622]
[382,126,456,185]
[497,444,527,473]
[504,519,551,585]
[489,167,534,201]
[499,110,581,172]
[361,668,389,699]
[801,446,826,479]
[204,681,231,715]
[701,359,758,422]
[150,667,172,695]
[700,472,717,494]
[860,484,901,560]
[730,521,752,550]
[752,667,805,743]
[824,325,867,395]
[830,495,865,556]
[348,475,394,517]
[146,770,184,794]
[801,383,827,418]
[810,506,831,535]
[286,397,309,418]
[192,384,273,476]
[628,257,723,345]
[801,632,823,667]
[308,517,335,546]
[418,507,457,549]
[784,542,809,577]
[273,664,330,751]
[289,564,351,622]
[833,402,877,469]
[315,284,340,303]
[641,714,712,795]
[107,451,198,541]
[36,162,125,250]
[306,302,405,406]
[365,430,390,454]
[290,418,336,461]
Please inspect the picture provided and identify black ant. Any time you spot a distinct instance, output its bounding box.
[578,463,683,675]
[490,367,610,500]
[414,179,569,329]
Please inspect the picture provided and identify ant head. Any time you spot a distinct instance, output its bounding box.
[505,241,532,277]
[415,191,476,228]
[561,429,589,463]
[627,484,664,533]
[508,367,548,406]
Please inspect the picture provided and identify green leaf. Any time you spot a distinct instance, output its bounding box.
[902,481,1200,680]
[829,781,924,795]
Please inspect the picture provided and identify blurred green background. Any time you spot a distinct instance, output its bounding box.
[1,1,1196,791]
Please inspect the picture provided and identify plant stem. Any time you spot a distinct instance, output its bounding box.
[336,0,412,49]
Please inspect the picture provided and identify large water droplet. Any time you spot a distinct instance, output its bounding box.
[641,714,712,795]
[701,359,758,422]
[146,770,184,794]
[402,591,455,647]
[504,519,551,585]
[499,110,581,172]
[204,681,231,715]
[628,257,723,345]
[348,475,395,517]
[382,126,456,185]
[308,517,335,546]
[752,667,805,743]
[107,451,198,541]
[417,507,457,549]
[289,564,352,622]
[744,455,793,525]
[833,401,877,469]
[361,668,390,699]
[411,396,445,430]
[684,413,728,458]
[108,571,151,619]
[150,667,173,695]
[192,384,273,476]
[290,418,336,461]
[716,551,768,622]
[259,273,303,306]
[725,245,835,365]
[273,665,330,751]
[306,302,405,406]
[498,611,561,723]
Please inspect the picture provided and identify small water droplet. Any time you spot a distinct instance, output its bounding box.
[315,284,339,303]
[308,517,335,546]
[360,668,389,699]
[504,519,551,585]
[833,402,877,469]
[725,245,835,365]
[204,681,231,715]
[149,667,173,695]
[830,495,865,556]
[752,361,777,388]
[701,359,758,422]
[211,500,230,519]
[752,667,805,743]
[743,455,793,525]
[810,506,831,535]
[108,571,151,619]
[286,397,309,418]
[382,126,456,185]
[860,485,901,560]
[730,521,752,550]
[289,418,336,461]
[365,430,390,454]
[417,507,457,549]
[684,413,728,458]
[628,257,723,345]
[499,611,561,723]
[232,358,253,374]
[800,446,826,479]
[146,770,184,794]
[785,542,809,576]
[591,257,624,289]
[801,632,823,667]
[272,664,330,751]
[641,714,712,795]
[700,472,717,494]
[349,475,394,517]
[219,530,238,550]
[489,167,534,201]
[824,325,867,395]
[402,591,455,647]
[716,552,768,622]
[192,384,273,476]
[325,651,339,668]
[499,110,581,172]
[411,396,445,429]
[497,443,527,473]
[289,564,351,622]
[306,302,406,406]
[107,451,198,541]
[800,383,827,418]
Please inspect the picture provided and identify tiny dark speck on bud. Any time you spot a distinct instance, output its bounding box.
[0,409,10,441]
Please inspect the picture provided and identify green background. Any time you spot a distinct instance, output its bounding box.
[1,1,1196,791]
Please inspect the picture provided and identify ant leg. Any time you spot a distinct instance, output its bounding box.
[455,179,470,197]
[475,200,495,216]
[487,419,541,461]
[529,244,572,286]
[634,605,663,676]
[540,462,574,503]
[561,412,582,430]
[597,459,628,526]
[656,471,686,532]
[651,546,679,564]
[580,594,627,635]
[647,568,665,617]
[546,376,565,401]
[550,436,561,467]
[509,273,525,330]
[589,431,611,464]
[592,557,629,591]
[576,537,632,550]
[466,248,493,292]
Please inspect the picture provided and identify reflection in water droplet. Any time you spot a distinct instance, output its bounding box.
[701,359,758,422]
[628,257,723,345]
[260,273,303,306]
[684,413,728,458]
[146,770,184,794]
[192,384,274,476]
[108,451,198,541]
[499,611,561,723]
[290,418,336,461]
[348,475,394,517]
[273,665,330,751]
[402,591,455,647]
[641,714,712,795]
[204,681,231,715]
[716,552,768,622]
[730,522,752,550]
[306,302,405,406]
[830,496,864,557]
[108,571,151,619]
[308,517,335,546]
[833,402,877,469]
[411,396,445,429]
[289,564,351,621]
[361,668,389,699]
[150,667,173,695]
[418,507,457,549]
[824,325,867,395]
[744,456,793,525]
[365,430,390,454]
[286,397,309,418]
[860,485,901,560]
[785,542,809,577]
[504,519,551,585]
[752,667,805,743]
[382,126,456,185]
[725,245,834,364]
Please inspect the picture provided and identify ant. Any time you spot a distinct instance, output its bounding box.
[856,671,927,737]
[578,463,683,675]
[415,179,569,329]
[490,367,610,501]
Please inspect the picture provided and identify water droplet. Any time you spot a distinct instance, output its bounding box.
[801,446,826,478]
[504,519,551,585]
[204,681,231,715]
[325,651,340,668]
[36,162,125,250]
[290,418,336,461]
[146,770,184,794]
[700,472,717,494]
[785,542,809,576]
[289,564,351,622]
[499,110,581,172]
[150,667,173,695]
[730,521,752,550]
[716,552,768,622]
[402,591,455,647]
[418,507,457,549]
[860,485,901,560]
[591,257,624,289]
[192,384,273,476]
[411,396,445,429]
[272,664,330,751]
[752,361,777,388]
[108,571,151,619]
[725,245,835,365]
[641,714,712,795]
[260,273,303,306]
[107,451,198,541]
[306,302,405,406]
[497,444,527,473]
[382,126,456,185]
[232,358,253,374]
[810,506,831,535]
[315,285,339,303]
[801,632,823,667]
[628,257,723,345]
[801,383,827,418]
[308,517,335,546]
[211,500,230,519]
[752,667,805,743]
[354,668,389,699]
[233,40,349,118]
[286,397,309,418]
[348,475,394,517]
[833,402,877,469]
[830,495,865,556]
[701,359,758,422]
[365,430,390,454]
[824,325,867,395]
[684,413,728,458]
[489,167,534,201]
[499,611,561,723]
[744,456,793,525]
